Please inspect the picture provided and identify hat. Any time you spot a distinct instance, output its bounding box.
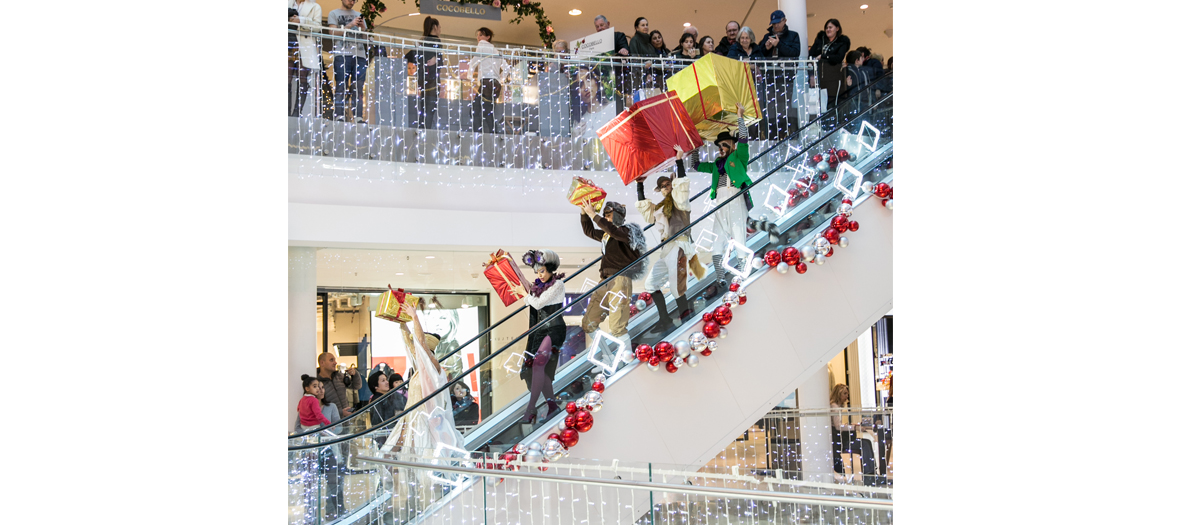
[602,201,627,219]
[714,130,736,147]
[770,10,785,24]
[655,175,672,189]
[424,332,442,351]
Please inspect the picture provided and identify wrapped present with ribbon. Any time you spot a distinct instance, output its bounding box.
[567,176,607,212]
[375,285,421,324]
[666,53,763,142]
[596,91,705,186]
[483,250,532,307]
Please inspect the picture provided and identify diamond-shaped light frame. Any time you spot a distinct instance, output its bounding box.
[587,330,627,375]
[856,121,880,154]
[578,278,599,294]
[503,352,528,374]
[428,442,474,487]
[833,163,866,201]
[599,290,627,312]
[694,229,719,254]
[764,184,791,217]
[722,239,756,280]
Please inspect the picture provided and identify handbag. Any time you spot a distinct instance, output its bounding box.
[806,87,827,116]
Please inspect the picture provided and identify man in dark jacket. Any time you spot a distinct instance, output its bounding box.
[758,10,802,140]
[579,201,647,339]
[594,15,631,112]
[316,351,356,417]
[715,21,740,58]
[759,11,801,59]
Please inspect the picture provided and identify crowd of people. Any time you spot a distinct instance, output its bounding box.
[288,6,892,128]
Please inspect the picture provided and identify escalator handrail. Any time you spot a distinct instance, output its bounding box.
[288,93,892,451]
[287,70,892,438]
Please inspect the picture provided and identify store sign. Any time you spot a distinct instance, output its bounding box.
[572,27,615,57]
[420,0,501,21]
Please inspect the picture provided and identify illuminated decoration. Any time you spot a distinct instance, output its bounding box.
[586,330,628,375]
[578,278,599,295]
[856,121,880,154]
[833,163,866,201]
[764,184,791,217]
[694,229,719,254]
[598,290,627,313]
[721,240,755,280]
[427,442,474,486]
[503,352,528,374]
[412,405,448,438]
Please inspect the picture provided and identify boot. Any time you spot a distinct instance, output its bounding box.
[648,290,675,334]
[675,294,694,322]
[712,254,731,290]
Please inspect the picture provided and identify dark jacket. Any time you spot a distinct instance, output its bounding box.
[367,390,403,425]
[715,36,739,59]
[316,367,354,413]
[727,44,764,61]
[671,50,698,61]
[405,35,442,93]
[523,301,567,381]
[451,394,479,425]
[809,33,850,66]
[612,31,630,54]
[759,26,801,59]
[863,58,885,81]
[581,213,643,279]
[845,65,873,93]
[630,31,657,57]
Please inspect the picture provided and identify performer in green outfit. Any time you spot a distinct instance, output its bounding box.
[688,103,754,288]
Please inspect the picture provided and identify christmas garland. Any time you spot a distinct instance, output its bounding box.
[363,0,556,47]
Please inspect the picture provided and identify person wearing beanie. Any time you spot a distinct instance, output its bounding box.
[636,144,705,337]
[688,104,754,290]
[518,249,568,424]
[578,200,648,344]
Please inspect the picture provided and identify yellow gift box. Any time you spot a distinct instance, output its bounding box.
[375,285,421,324]
[567,176,606,212]
[666,53,763,141]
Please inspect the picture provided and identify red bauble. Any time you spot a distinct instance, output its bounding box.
[738,293,748,305]
[795,262,808,274]
[874,183,891,199]
[548,433,561,441]
[591,381,605,393]
[888,187,893,199]
[713,305,734,325]
[763,250,781,267]
[809,183,820,193]
[784,256,800,267]
[559,428,580,448]
[810,153,824,165]
[729,283,740,292]
[701,348,713,357]
[823,227,841,244]
[786,195,799,208]
[848,220,860,232]
[702,312,714,323]
[826,248,834,256]
[629,305,639,316]
[564,415,576,428]
[648,357,661,368]
[881,198,891,208]
[656,342,676,362]
[800,190,810,199]
[842,198,852,205]
[828,154,839,166]
[635,343,654,362]
[666,361,679,373]
[573,409,593,433]
[820,172,830,181]
[702,320,721,338]
[827,147,838,156]
[831,215,849,232]
[502,452,518,469]
[566,402,578,414]
[787,187,800,197]
[836,149,850,161]
[783,247,800,260]
[638,292,653,303]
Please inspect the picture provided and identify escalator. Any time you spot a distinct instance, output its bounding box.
[288,78,893,525]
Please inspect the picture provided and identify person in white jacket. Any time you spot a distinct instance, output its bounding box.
[470,27,508,133]
[289,0,322,117]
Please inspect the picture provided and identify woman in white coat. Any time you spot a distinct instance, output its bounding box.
[289,0,322,117]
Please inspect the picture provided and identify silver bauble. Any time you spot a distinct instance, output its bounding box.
[817,161,830,172]
[719,327,728,339]
[543,447,562,460]
[861,181,874,194]
[708,340,719,351]
[557,419,566,430]
[528,441,542,451]
[814,253,826,265]
[647,361,660,372]
[619,349,634,363]
[731,276,743,286]
[837,203,853,217]
[689,332,708,351]
[885,199,893,210]
[752,258,765,270]
[672,356,685,368]
[838,236,849,248]
[594,373,607,384]
[584,391,602,405]
[545,439,564,453]
[776,262,790,274]
[801,245,817,262]
[686,354,700,367]
[723,291,740,305]
[693,298,706,312]
[524,449,543,463]
[674,340,691,358]
[588,400,604,413]
[635,299,647,310]
[847,153,857,162]
[813,236,831,254]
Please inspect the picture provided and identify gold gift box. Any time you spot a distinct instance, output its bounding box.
[375,287,421,324]
[567,176,606,212]
[666,54,763,141]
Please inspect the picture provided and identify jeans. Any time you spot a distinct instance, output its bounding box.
[332,55,369,121]
[288,41,311,117]
[475,78,502,133]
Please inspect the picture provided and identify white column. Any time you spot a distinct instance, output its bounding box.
[289,247,318,432]
[780,0,808,58]
[798,364,833,483]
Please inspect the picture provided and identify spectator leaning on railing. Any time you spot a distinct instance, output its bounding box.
[328,0,370,124]
[808,18,851,111]
[471,27,508,134]
[288,0,321,117]
[593,15,631,111]
[405,16,443,129]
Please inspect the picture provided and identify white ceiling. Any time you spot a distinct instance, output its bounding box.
[317,0,893,59]
[316,247,605,290]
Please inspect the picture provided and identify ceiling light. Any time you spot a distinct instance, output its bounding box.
[569,9,581,16]
[395,272,405,275]
[425,256,435,259]
[683,23,691,27]
[860,4,869,8]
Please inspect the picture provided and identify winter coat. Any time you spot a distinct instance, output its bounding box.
[758,27,802,59]
[809,33,851,66]
[289,0,322,70]
[727,44,764,61]
[630,31,657,57]
[580,214,646,280]
[715,36,739,59]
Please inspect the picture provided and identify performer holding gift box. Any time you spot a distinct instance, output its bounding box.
[688,103,754,290]
[375,285,421,324]
[483,250,532,307]
[596,91,704,186]
[577,200,647,347]
[666,53,762,142]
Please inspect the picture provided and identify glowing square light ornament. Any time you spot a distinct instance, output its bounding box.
[578,278,599,294]
[503,352,528,374]
[412,405,447,438]
[856,121,880,154]
[722,239,756,280]
[833,163,866,201]
[763,184,791,217]
[428,442,474,487]
[599,290,627,312]
[587,330,628,375]
[694,229,719,253]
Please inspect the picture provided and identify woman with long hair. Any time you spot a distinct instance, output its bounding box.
[830,383,864,478]
[519,249,568,423]
[671,33,699,61]
[808,18,851,111]
[699,36,718,56]
[405,16,443,128]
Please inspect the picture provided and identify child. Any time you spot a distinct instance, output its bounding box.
[296,375,332,431]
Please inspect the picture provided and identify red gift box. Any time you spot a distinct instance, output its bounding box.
[596,91,705,185]
[483,250,532,307]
